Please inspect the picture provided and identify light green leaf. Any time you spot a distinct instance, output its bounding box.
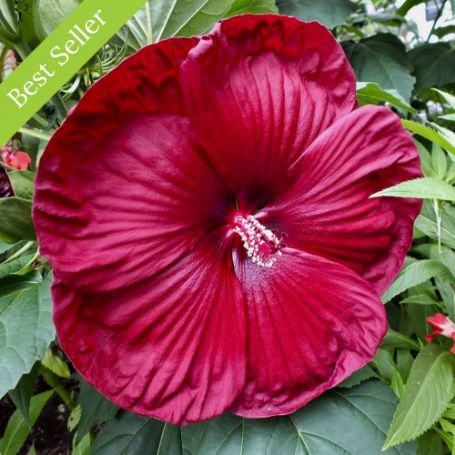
[226,0,277,15]
[0,275,55,397]
[0,254,34,279]
[41,348,70,378]
[276,0,356,28]
[402,120,455,155]
[382,260,453,303]
[33,0,80,39]
[356,82,416,113]
[0,390,53,455]
[92,381,415,455]
[381,329,420,351]
[409,43,455,90]
[372,177,455,201]
[384,345,454,449]
[76,380,118,443]
[343,34,415,101]
[434,88,455,110]
[7,171,34,201]
[72,432,91,455]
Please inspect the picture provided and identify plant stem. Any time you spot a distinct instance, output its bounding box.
[427,0,448,42]
[41,367,76,411]
[19,127,51,142]
[4,241,34,263]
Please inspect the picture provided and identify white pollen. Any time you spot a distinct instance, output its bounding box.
[234,215,281,268]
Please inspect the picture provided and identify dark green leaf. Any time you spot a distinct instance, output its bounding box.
[338,365,378,388]
[92,381,415,454]
[0,390,53,455]
[384,345,454,449]
[8,363,40,424]
[76,380,118,442]
[277,0,356,29]
[343,34,415,101]
[0,197,35,243]
[410,43,455,90]
[417,430,444,455]
[0,275,55,397]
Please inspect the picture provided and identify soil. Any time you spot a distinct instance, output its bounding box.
[0,382,73,454]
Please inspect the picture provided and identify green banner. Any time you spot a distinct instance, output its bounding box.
[0,0,146,146]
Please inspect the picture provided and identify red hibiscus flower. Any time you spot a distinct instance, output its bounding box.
[426,313,455,353]
[33,15,422,425]
[1,142,31,170]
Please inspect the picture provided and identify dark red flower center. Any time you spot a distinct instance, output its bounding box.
[233,214,282,267]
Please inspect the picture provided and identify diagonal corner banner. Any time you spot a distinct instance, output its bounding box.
[0,0,147,146]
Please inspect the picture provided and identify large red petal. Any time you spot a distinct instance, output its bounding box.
[260,106,422,295]
[230,247,386,417]
[52,237,246,425]
[34,38,234,292]
[181,14,356,208]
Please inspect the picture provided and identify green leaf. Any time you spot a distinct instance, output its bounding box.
[338,365,378,388]
[0,390,53,455]
[76,380,118,442]
[343,34,415,101]
[8,363,40,424]
[33,0,80,39]
[381,329,420,351]
[402,120,455,155]
[0,197,35,243]
[396,0,425,16]
[276,0,356,29]
[415,202,455,250]
[384,345,454,449]
[0,275,55,397]
[356,82,416,113]
[417,430,444,455]
[226,0,277,15]
[410,43,455,90]
[41,348,70,378]
[72,432,91,455]
[0,253,34,279]
[382,260,453,303]
[92,381,415,454]
[7,170,34,200]
[118,0,276,50]
[434,88,455,110]
[372,177,455,201]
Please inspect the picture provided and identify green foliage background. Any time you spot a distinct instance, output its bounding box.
[1,0,455,453]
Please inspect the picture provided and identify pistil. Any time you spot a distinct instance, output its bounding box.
[233,214,281,268]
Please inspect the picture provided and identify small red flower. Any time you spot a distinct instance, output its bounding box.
[1,142,31,170]
[426,313,455,353]
[33,15,422,424]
